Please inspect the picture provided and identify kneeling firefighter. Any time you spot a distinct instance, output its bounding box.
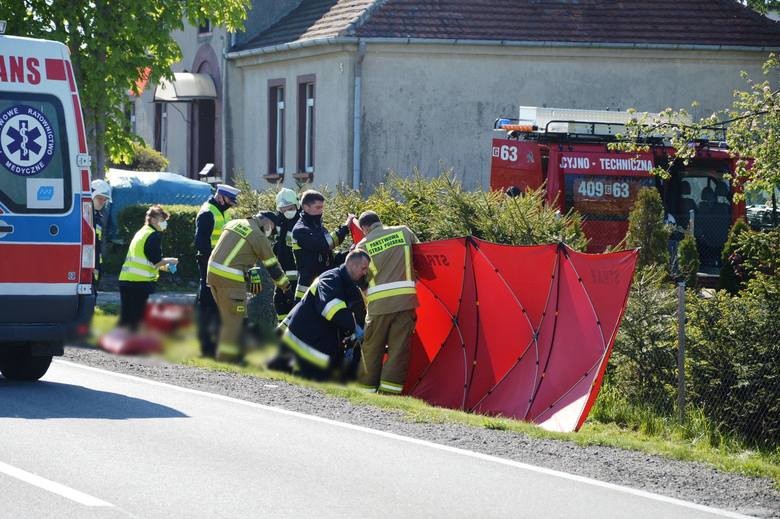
[281,250,370,380]
[207,213,290,362]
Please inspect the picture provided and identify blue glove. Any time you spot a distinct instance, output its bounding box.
[353,325,364,341]
[168,263,177,274]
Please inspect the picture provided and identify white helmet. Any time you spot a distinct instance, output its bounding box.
[91,179,112,202]
[275,188,298,210]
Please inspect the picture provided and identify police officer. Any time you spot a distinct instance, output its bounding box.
[91,179,112,289]
[282,250,370,380]
[354,211,419,394]
[292,190,353,301]
[195,184,240,358]
[207,212,289,363]
[118,205,179,331]
[269,188,300,322]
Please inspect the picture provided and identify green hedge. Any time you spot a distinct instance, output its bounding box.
[103,204,200,282]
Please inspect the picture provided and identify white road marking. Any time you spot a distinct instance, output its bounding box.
[56,360,753,519]
[0,460,114,508]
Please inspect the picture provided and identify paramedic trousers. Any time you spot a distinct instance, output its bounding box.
[197,257,220,358]
[357,309,417,394]
[119,281,155,331]
[210,283,248,362]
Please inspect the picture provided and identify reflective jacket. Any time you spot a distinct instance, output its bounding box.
[292,213,348,300]
[119,225,159,282]
[356,223,419,316]
[195,198,229,256]
[206,217,287,289]
[282,265,360,369]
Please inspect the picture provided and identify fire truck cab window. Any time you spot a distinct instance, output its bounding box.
[677,168,732,270]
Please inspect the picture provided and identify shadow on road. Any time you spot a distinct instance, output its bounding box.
[0,380,188,420]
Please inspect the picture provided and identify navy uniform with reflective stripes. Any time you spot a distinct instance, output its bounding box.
[291,213,349,301]
[282,265,361,380]
[92,207,105,288]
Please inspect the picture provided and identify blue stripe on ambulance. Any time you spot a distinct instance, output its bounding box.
[0,194,81,243]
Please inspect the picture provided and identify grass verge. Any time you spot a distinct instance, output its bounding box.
[88,310,780,487]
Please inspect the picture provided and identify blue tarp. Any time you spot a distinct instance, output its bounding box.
[105,169,212,241]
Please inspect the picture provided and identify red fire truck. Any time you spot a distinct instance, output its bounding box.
[490,107,744,271]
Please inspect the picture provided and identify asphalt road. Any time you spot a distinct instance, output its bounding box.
[0,361,754,519]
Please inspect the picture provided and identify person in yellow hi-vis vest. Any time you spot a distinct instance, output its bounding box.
[195,184,240,358]
[207,212,290,362]
[118,205,179,331]
[354,211,419,394]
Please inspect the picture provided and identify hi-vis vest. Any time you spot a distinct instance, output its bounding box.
[119,226,159,282]
[199,201,228,248]
[357,224,419,316]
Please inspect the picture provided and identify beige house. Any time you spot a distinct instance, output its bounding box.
[137,0,780,190]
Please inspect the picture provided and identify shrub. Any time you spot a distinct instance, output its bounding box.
[105,204,200,281]
[626,187,670,269]
[719,219,750,293]
[686,273,780,447]
[606,265,678,414]
[677,233,699,287]
[729,227,780,284]
[112,142,170,172]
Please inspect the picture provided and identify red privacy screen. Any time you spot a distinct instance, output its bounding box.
[350,224,637,432]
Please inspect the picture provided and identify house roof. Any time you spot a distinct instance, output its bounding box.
[233,0,780,53]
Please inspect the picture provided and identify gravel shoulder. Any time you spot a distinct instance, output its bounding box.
[64,346,779,518]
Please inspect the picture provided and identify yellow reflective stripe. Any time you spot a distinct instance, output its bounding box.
[322,298,347,321]
[404,245,412,281]
[366,280,416,295]
[379,380,404,393]
[366,287,417,303]
[355,384,377,393]
[223,238,246,267]
[208,261,245,282]
[367,261,378,288]
[263,256,279,267]
[285,270,299,278]
[283,330,329,369]
[120,266,156,279]
[274,275,290,288]
[217,343,241,358]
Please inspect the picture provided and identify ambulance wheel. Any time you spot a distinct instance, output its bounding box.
[0,353,52,381]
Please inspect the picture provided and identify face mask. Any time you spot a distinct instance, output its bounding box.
[283,210,297,220]
[158,220,168,231]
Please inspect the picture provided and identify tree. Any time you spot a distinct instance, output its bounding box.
[626,187,670,269]
[744,0,780,14]
[0,0,248,177]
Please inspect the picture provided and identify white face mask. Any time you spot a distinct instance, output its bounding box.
[157,220,168,231]
[283,210,297,220]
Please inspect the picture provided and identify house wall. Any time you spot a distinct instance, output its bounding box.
[359,44,772,189]
[229,46,356,190]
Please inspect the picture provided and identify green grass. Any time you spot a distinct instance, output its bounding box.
[88,310,780,487]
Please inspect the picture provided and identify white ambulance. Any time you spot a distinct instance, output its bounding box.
[0,29,96,380]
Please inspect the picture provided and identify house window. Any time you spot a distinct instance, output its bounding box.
[198,19,211,34]
[268,80,285,177]
[297,76,315,176]
[154,103,166,152]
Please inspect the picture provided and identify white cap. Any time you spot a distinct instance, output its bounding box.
[216,184,241,204]
[276,188,298,210]
[91,179,112,202]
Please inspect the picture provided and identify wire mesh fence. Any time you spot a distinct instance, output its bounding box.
[600,265,779,449]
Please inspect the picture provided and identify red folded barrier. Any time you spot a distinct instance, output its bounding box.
[98,328,163,356]
[406,237,638,432]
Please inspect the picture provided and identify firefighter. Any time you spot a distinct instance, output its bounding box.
[207,212,290,363]
[354,211,419,394]
[281,250,370,380]
[269,188,300,322]
[118,205,179,331]
[291,190,353,301]
[90,179,112,289]
[195,184,240,358]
